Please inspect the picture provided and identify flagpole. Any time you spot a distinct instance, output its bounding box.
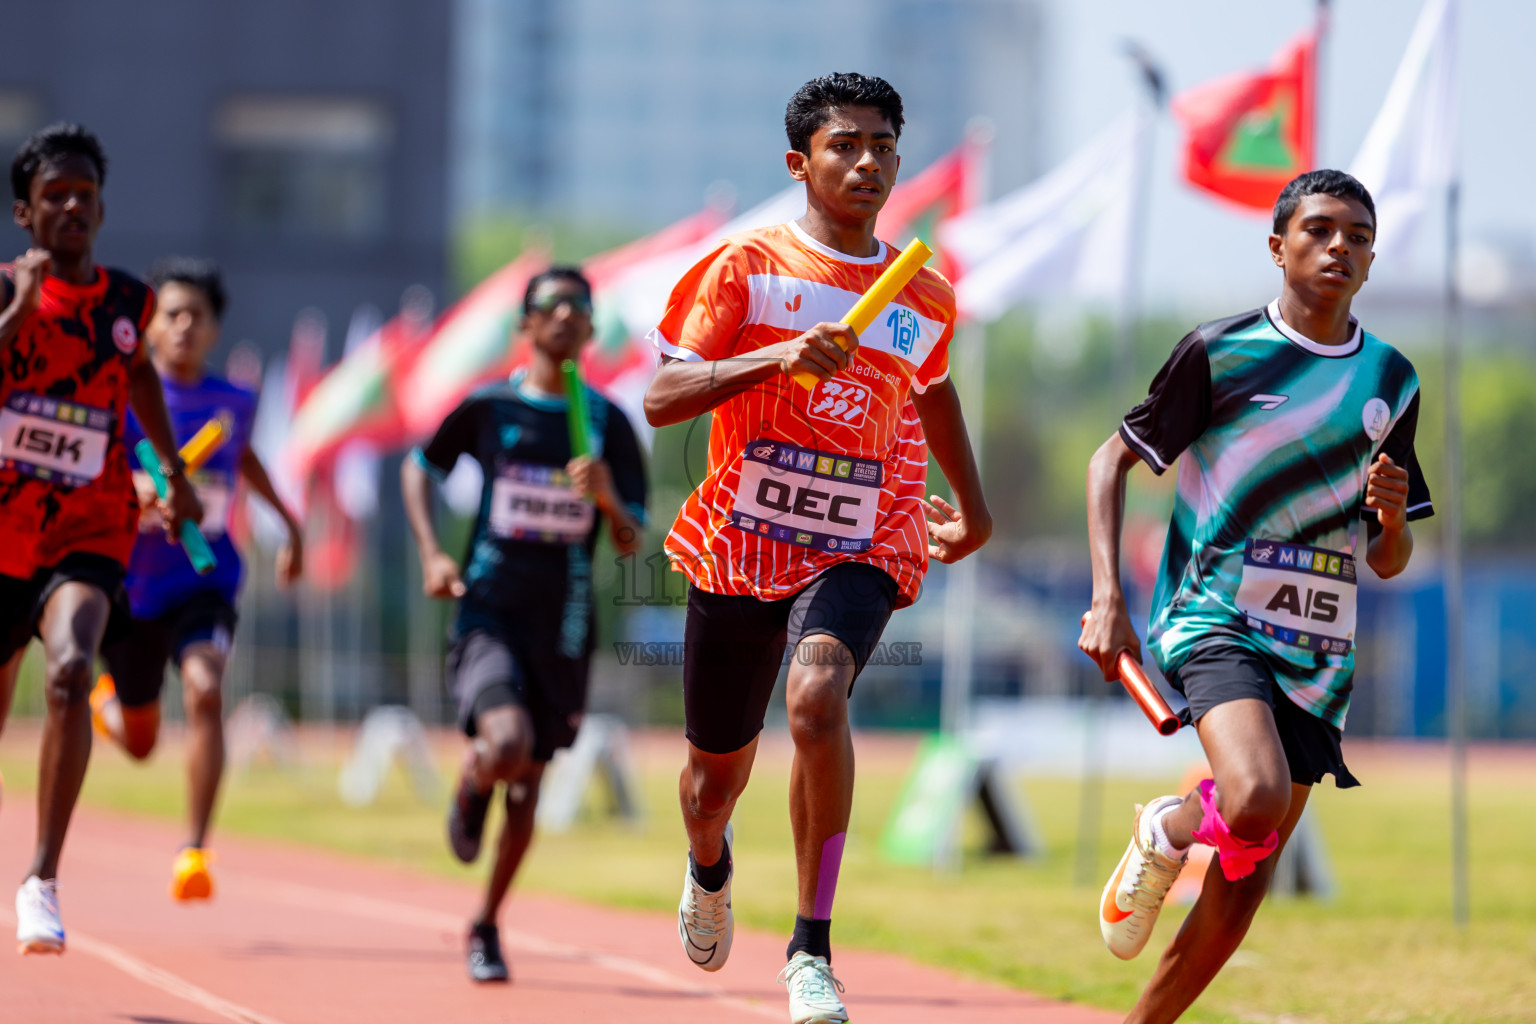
[1116,44,1163,403]
[1443,178,1468,928]
[1315,0,1331,166]
[939,120,992,737]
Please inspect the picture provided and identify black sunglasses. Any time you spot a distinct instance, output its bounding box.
[528,291,593,316]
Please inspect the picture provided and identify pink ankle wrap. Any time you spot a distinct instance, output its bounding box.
[1189,779,1278,881]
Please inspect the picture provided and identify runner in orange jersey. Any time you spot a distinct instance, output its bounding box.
[644,73,991,1024]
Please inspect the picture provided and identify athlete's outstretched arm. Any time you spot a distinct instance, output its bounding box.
[127,347,203,534]
[238,447,305,586]
[911,379,992,563]
[1079,432,1144,680]
[400,456,465,599]
[643,323,858,427]
[1364,453,1414,578]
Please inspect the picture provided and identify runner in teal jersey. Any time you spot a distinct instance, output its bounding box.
[1080,170,1433,1023]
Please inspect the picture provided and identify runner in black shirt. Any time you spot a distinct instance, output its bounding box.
[402,267,646,983]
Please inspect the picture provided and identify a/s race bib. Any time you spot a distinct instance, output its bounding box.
[1234,538,1357,655]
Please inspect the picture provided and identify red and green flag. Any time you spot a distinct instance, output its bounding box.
[1173,25,1319,212]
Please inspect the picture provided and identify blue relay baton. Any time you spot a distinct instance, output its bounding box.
[134,439,217,575]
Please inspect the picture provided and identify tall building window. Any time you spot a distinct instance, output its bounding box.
[217,97,392,239]
[0,92,43,165]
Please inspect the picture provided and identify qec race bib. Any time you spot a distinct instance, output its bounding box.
[730,439,882,553]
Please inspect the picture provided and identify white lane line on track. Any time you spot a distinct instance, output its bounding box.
[235,875,780,1021]
[0,907,290,1024]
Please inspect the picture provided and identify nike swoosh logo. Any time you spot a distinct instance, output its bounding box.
[1101,856,1134,924]
[684,934,718,963]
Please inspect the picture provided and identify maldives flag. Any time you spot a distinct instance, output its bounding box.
[875,134,987,280]
[1173,25,1319,212]
[283,294,432,483]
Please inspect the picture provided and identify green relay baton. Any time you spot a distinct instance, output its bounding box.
[134,439,217,575]
[561,359,592,458]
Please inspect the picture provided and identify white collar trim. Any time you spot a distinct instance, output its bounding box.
[1266,299,1362,357]
[787,220,887,265]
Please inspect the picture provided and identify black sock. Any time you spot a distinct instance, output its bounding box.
[690,836,732,893]
[787,915,832,963]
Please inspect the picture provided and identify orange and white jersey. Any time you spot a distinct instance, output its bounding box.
[646,221,956,607]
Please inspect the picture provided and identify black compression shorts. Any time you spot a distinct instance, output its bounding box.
[682,562,898,755]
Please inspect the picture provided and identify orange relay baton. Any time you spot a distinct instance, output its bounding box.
[1080,612,1181,736]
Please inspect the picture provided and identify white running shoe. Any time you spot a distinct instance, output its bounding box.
[1099,794,1188,960]
[777,951,849,1023]
[16,876,65,955]
[677,822,733,971]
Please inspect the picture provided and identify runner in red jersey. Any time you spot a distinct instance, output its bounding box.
[1,123,200,956]
[645,74,990,1023]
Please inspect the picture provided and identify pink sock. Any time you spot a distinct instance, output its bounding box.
[1189,779,1279,881]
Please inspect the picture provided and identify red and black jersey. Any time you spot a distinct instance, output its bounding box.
[0,266,154,579]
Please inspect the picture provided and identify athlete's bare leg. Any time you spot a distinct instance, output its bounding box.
[475,761,545,927]
[679,735,759,870]
[0,649,23,738]
[29,583,110,881]
[1123,698,1309,1024]
[179,645,226,849]
[785,633,856,920]
[468,703,536,792]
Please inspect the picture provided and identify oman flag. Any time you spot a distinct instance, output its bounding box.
[1173,24,1319,212]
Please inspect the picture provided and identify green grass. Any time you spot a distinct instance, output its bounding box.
[1,726,1531,1024]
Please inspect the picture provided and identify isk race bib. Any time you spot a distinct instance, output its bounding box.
[488,462,593,544]
[730,439,883,553]
[0,392,112,489]
[135,471,232,538]
[1234,538,1357,655]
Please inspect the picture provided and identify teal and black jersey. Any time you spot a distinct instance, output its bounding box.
[413,371,648,660]
[1120,300,1433,728]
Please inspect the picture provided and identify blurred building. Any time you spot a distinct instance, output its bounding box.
[0,0,450,362]
[454,0,1043,228]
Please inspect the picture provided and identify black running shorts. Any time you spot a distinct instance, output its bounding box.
[100,594,239,709]
[683,562,898,755]
[0,553,129,663]
[446,629,589,762]
[1168,642,1360,788]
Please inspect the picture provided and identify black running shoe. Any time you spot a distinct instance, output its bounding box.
[466,922,509,983]
[448,773,492,864]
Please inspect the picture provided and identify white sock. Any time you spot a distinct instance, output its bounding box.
[1150,803,1190,861]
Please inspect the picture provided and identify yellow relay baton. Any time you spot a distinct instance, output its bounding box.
[791,237,934,390]
[178,416,230,474]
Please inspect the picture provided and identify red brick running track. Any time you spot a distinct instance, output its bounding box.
[0,803,1118,1024]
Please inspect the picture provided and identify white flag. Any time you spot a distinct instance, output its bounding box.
[941,112,1146,322]
[1348,0,1457,262]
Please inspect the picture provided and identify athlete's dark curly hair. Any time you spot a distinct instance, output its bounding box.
[149,256,229,321]
[523,266,592,316]
[10,122,108,201]
[785,73,904,155]
[1272,169,1376,236]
